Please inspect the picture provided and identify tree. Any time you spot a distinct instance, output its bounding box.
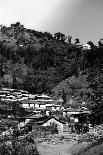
[67,35,72,43]
[98,40,103,47]
[61,89,67,105]
[11,101,21,117]
[0,64,4,77]
[14,22,20,27]
[87,41,95,49]
[88,68,103,114]
[54,32,65,41]
[43,32,53,40]
[74,38,80,44]
[11,101,26,117]
[61,36,67,43]
[98,39,103,47]
[12,74,18,89]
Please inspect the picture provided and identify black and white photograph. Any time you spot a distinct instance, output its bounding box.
[0,0,103,154]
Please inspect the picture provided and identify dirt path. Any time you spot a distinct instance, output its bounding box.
[37,141,76,155]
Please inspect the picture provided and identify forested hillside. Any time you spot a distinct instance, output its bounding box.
[0,22,103,112]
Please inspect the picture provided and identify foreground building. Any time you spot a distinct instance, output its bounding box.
[19,116,66,134]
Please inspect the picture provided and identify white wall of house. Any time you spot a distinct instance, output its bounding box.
[63,111,67,117]
[52,106,56,111]
[30,104,34,108]
[18,118,31,129]
[67,111,80,115]
[22,103,30,108]
[25,118,31,124]
[56,106,61,110]
[35,104,39,108]
[52,106,61,111]
[42,118,63,134]
[46,111,50,116]
[46,104,53,107]
[40,104,46,109]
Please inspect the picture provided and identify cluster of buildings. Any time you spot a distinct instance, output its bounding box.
[0,88,90,120]
[0,88,91,134]
[18,107,90,135]
[21,94,64,113]
[0,88,64,113]
[0,88,30,101]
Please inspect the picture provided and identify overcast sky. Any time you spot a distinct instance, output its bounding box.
[0,0,103,44]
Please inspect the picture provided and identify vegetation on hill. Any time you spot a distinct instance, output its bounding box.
[0,22,103,114]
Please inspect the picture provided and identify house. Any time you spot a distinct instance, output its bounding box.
[34,94,54,110]
[52,98,64,111]
[21,100,32,109]
[21,100,48,110]
[42,117,65,134]
[18,114,43,129]
[20,94,64,112]
[51,104,62,111]
[35,101,46,110]
[35,94,53,102]
[63,107,90,124]
[21,94,54,110]
[82,44,91,50]
[45,98,63,112]
[26,116,66,134]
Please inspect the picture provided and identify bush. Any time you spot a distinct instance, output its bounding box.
[0,134,39,155]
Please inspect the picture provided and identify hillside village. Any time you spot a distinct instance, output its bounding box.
[0,87,102,155]
[0,87,90,125]
[0,22,103,154]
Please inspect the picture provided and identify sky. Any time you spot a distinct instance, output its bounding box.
[0,0,103,44]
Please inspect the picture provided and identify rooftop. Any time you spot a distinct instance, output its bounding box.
[26,116,66,126]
